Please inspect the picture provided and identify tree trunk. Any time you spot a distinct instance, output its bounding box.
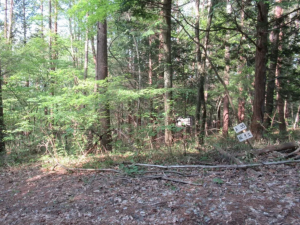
[264,0,282,129]
[0,60,6,154]
[91,34,97,70]
[161,0,173,146]
[276,66,286,134]
[293,104,300,129]
[40,0,44,38]
[250,1,269,140]
[222,0,231,137]
[8,0,13,44]
[84,15,89,80]
[195,0,214,145]
[148,35,156,143]
[4,0,8,40]
[237,0,247,123]
[96,20,112,151]
[22,0,26,44]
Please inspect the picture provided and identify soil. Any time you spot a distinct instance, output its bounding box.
[1,163,300,225]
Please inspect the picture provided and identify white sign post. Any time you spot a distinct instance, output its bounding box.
[233,123,253,142]
[237,131,253,142]
[233,123,247,133]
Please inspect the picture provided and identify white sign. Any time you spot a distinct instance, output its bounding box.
[233,123,247,133]
[237,131,253,142]
[176,117,191,126]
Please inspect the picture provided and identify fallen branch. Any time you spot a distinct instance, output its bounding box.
[143,175,201,186]
[213,144,243,165]
[254,142,298,155]
[143,170,197,177]
[54,162,120,173]
[134,159,300,169]
[284,147,300,158]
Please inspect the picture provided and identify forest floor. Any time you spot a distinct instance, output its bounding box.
[1,151,300,225]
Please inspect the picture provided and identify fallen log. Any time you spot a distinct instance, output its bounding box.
[134,159,300,169]
[254,142,298,155]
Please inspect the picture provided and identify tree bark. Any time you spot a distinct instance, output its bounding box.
[195,0,214,144]
[264,0,282,129]
[96,20,112,151]
[91,34,97,70]
[4,0,8,40]
[40,0,44,38]
[84,15,89,81]
[276,65,286,134]
[250,1,269,140]
[293,104,300,129]
[237,0,247,123]
[22,0,26,44]
[8,0,13,44]
[0,60,6,154]
[161,0,173,146]
[222,0,231,137]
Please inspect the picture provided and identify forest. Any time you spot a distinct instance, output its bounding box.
[1,0,300,224]
[1,0,300,162]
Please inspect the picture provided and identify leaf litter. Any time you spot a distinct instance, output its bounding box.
[0,162,300,224]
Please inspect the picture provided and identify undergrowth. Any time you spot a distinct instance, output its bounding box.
[1,128,299,170]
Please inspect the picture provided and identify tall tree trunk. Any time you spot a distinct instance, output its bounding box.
[40,0,44,38]
[222,0,231,137]
[22,0,26,44]
[195,0,214,145]
[84,15,89,81]
[8,0,13,44]
[161,0,173,146]
[237,0,247,123]
[148,35,156,143]
[4,0,8,40]
[264,0,282,129]
[96,20,112,151]
[0,60,5,154]
[49,0,52,68]
[91,34,97,70]
[276,56,286,134]
[250,1,269,140]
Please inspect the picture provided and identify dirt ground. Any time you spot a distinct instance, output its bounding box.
[1,162,300,225]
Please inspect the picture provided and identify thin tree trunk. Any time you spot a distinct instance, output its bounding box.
[84,15,89,80]
[284,99,289,126]
[8,0,13,44]
[222,0,231,137]
[276,63,286,134]
[4,0,8,40]
[91,34,97,70]
[195,0,214,145]
[237,0,247,123]
[161,0,173,146]
[264,0,282,129]
[148,35,156,143]
[0,60,5,154]
[293,104,300,129]
[96,20,112,151]
[22,0,26,44]
[40,0,44,38]
[250,1,269,140]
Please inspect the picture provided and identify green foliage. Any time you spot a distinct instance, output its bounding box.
[119,164,144,176]
[212,177,224,185]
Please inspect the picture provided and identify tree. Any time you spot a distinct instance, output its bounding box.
[161,0,172,146]
[222,0,231,137]
[0,57,5,154]
[264,0,283,129]
[251,1,269,140]
[96,20,112,151]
